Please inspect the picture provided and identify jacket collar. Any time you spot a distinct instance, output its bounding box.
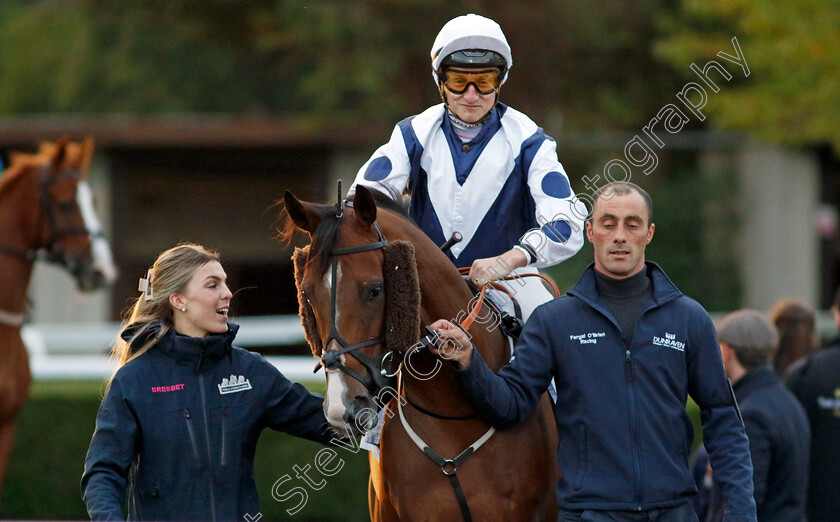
[732,363,778,400]
[442,102,503,145]
[122,320,239,371]
[567,261,683,326]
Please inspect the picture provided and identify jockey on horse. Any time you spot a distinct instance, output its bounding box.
[350,13,585,326]
[349,13,586,453]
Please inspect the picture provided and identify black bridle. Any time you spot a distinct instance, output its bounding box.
[0,163,103,277]
[315,214,401,396]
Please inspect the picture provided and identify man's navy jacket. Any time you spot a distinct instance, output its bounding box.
[456,262,757,520]
[733,364,809,520]
[785,336,840,521]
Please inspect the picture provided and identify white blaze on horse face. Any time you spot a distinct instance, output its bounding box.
[76,181,118,284]
[322,263,350,427]
[324,367,351,428]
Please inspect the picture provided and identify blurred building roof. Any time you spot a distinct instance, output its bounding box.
[0,114,387,148]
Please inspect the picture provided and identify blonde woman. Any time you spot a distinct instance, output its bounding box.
[82,243,336,521]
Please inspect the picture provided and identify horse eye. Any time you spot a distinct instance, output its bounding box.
[58,201,76,212]
[368,285,383,301]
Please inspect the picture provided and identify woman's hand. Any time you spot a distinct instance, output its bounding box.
[427,319,474,368]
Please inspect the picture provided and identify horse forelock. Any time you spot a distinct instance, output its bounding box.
[307,207,342,278]
[300,188,414,279]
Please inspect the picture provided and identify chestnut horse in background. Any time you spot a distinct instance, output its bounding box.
[0,138,117,498]
[282,185,558,521]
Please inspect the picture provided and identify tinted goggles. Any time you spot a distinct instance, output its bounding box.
[441,69,501,95]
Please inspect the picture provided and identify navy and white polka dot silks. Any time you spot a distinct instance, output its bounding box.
[351,103,585,269]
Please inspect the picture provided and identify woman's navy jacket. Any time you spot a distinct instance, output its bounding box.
[81,322,335,521]
[457,262,757,520]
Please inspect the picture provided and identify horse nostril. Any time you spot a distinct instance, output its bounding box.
[93,271,108,288]
[348,396,380,432]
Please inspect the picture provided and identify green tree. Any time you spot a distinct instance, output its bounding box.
[0,0,414,123]
[655,0,840,152]
[0,0,690,131]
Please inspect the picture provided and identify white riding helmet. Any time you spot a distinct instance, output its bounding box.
[430,14,513,86]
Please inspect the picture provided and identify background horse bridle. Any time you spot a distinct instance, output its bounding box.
[0,163,104,277]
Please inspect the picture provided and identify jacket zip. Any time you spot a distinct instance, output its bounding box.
[220,406,228,467]
[198,371,217,522]
[625,306,657,510]
[592,303,646,510]
[624,348,643,510]
[183,409,201,467]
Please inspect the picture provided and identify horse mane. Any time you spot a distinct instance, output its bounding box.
[279,185,413,278]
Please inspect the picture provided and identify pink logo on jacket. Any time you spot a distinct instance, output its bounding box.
[151,384,185,393]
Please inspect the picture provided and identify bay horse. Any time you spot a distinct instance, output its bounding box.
[281,185,558,521]
[0,137,117,498]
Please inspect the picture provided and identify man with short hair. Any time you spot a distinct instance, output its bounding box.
[708,310,809,521]
[429,181,757,520]
[785,286,840,520]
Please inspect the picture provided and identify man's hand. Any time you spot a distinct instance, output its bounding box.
[468,248,528,286]
[427,319,474,368]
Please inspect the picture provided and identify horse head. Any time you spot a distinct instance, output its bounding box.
[282,185,422,436]
[4,137,118,291]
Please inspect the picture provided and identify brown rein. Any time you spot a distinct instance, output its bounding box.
[456,267,561,332]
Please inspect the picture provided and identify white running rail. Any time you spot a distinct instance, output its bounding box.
[19,312,839,381]
[22,315,317,381]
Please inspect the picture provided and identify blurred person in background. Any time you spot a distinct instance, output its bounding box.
[694,310,809,521]
[770,298,818,376]
[785,286,840,521]
[81,243,337,521]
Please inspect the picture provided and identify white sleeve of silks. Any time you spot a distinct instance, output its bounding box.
[349,124,412,200]
[521,139,586,268]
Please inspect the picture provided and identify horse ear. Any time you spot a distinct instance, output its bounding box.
[80,136,95,176]
[283,190,321,234]
[49,136,70,173]
[353,185,377,227]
